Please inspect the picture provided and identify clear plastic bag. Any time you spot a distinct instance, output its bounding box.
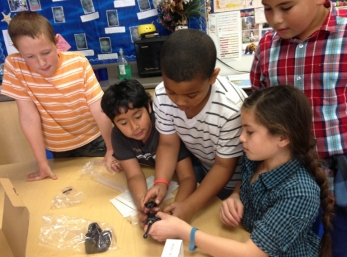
[79,160,127,192]
[39,214,117,253]
[125,215,139,225]
[78,160,105,178]
[51,186,87,209]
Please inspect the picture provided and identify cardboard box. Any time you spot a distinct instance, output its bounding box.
[0,178,29,257]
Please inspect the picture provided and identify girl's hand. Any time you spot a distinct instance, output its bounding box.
[220,193,244,227]
[146,212,191,242]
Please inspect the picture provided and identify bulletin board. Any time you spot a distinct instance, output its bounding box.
[0,0,206,65]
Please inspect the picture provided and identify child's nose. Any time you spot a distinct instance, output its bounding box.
[38,57,46,66]
[174,96,188,107]
[130,121,139,130]
[273,11,284,25]
[239,131,245,142]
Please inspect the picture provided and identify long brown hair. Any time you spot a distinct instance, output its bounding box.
[242,85,335,257]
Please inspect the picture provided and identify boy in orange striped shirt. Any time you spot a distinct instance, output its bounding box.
[1,11,121,181]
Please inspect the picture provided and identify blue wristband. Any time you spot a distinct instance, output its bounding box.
[189,227,198,251]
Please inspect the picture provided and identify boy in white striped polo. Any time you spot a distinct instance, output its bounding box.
[143,29,247,223]
[1,11,120,181]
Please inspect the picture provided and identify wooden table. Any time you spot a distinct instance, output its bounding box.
[0,157,249,257]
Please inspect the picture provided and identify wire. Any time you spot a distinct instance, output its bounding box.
[216,57,251,73]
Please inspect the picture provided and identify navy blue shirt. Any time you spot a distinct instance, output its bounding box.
[240,155,320,256]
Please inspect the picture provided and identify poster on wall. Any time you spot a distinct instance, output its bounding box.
[208,11,241,60]
[213,0,261,13]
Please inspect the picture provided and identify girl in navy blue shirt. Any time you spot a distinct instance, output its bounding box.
[146,86,334,257]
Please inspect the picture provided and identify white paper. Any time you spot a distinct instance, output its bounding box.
[255,8,267,24]
[110,198,138,217]
[77,50,95,56]
[2,30,18,55]
[225,73,251,89]
[98,53,119,60]
[214,0,262,13]
[137,9,158,20]
[208,11,242,60]
[80,12,99,22]
[161,239,184,257]
[105,26,126,34]
[114,0,136,8]
[217,11,241,59]
[110,176,179,217]
[115,190,138,210]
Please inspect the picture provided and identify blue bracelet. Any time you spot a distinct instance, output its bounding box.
[189,227,199,251]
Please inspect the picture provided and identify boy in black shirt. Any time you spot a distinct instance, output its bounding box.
[101,80,196,227]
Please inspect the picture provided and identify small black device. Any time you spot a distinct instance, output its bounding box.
[85,222,112,254]
[134,36,167,77]
[143,201,161,239]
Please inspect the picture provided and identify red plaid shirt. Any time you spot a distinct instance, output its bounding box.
[251,3,347,158]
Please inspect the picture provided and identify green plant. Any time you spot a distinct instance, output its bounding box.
[156,0,205,32]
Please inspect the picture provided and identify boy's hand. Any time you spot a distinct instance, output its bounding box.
[142,183,168,208]
[219,193,244,227]
[110,159,122,173]
[138,207,149,228]
[103,149,122,173]
[163,201,194,223]
[27,165,58,181]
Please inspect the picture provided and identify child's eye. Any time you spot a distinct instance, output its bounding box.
[282,6,292,11]
[43,52,50,55]
[187,94,197,99]
[246,131,253,135]
[135,115,142,119]
[120,122,127,126]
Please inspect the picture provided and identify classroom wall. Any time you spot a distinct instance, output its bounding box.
[0,0,206,65]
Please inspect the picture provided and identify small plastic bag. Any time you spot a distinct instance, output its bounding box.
[51,186,86,209]
[78,160,105,179]
[125,215,139,225]
[39,214,117,253]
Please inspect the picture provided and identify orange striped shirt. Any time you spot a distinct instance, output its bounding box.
[1,51,103,152]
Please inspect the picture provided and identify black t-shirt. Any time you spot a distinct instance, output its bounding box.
[111,112,190,167]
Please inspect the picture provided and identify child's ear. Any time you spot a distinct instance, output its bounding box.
[209,68,220,85]
[54,34,60,45]
[148,102,152,114]
[278,135,290,148]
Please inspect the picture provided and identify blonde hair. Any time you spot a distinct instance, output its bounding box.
[8,11,55,48]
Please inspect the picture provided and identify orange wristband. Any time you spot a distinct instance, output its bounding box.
[154,179,169,187]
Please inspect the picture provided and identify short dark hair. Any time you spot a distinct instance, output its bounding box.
[160,29,216,82]
[101,79,151,123]
[8,11,55,48]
